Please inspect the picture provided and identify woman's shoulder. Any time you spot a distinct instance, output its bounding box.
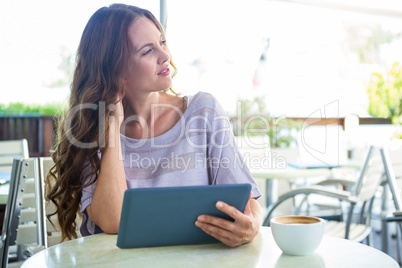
[191,91,216,102]
[184,91,227,122]
[188,91,221,110]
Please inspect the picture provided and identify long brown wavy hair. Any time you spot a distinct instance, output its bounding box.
[47,4,177,241]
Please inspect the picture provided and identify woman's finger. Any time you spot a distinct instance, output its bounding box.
[195,220,244,247]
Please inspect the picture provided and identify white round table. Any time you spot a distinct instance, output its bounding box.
[21,227,399,268]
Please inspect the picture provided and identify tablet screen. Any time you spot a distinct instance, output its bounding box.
[116,184,251,248]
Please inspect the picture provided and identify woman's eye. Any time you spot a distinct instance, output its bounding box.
[161,40,166,46]
[143,49,152,56]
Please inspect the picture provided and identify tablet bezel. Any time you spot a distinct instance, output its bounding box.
[116,183,252,248]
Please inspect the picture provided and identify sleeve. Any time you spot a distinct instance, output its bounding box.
[79,153,101,213]
[79,153,105,236]
[80,178,97,213]
[204,94,262,199]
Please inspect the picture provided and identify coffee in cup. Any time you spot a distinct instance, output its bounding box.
[270,215,325,256]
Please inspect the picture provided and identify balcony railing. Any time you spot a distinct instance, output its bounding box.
[0,115,56,157]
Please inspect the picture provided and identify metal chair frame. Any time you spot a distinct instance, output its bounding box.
[0,158,45,267]
[376,148,402,264]
[263,146,384,244]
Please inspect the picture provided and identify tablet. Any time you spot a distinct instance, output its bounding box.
[116,183,251,248]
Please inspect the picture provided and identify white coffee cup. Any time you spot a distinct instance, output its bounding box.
[270,215,325,256]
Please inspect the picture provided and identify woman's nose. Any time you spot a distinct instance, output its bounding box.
[158,47,170,65]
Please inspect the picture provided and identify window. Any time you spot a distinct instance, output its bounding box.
[2,0,401,121]
[166,0,402,117]
[0,0,159,104]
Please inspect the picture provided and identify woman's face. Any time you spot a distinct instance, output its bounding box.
[122,17,172,95]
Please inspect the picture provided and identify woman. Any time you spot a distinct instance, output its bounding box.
[47,4,262,248]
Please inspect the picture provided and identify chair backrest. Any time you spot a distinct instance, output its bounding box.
[0,140,29,172]
[351,146,384,202]
[381,147,402,211]
[0,157,42,268]
[37,157,82,247]
[37,157,60,248]
[0,156,82,267]
[387,143,402,179]
[0,158,23,267]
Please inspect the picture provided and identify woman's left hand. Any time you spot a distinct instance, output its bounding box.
[195,194,263,247]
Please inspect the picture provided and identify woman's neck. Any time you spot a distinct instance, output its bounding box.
[121,91,185,139]
[127,93,161,119]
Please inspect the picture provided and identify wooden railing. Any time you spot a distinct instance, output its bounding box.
[0,115,56,157]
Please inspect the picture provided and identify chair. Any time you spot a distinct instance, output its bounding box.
[378,146,402,263]
[290,130,360,219]
[0,140,29,173]
[292,162,360,221]
[37,157,82,247]
[383,144,402,212]
[37,157,73,248]
[0,158,43,268]
[263,145,384,244]
[0,157,82,267]
[0,140,29,241]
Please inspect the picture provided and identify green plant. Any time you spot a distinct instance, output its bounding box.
[367,61,402,124]
[0,102,65,115]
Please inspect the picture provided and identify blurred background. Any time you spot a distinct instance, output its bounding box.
[1,0,402,153]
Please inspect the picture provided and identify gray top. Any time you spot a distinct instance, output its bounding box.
[80,91,261,236]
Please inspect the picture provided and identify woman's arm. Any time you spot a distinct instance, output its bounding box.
[86,100,127,233]
[195,194,263,247]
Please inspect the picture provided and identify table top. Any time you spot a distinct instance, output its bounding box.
[249,159,361,180]
[250,166,332,179]
[21,227,398,268]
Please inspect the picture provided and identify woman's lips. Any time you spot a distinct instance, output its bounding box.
[158,67,170,76]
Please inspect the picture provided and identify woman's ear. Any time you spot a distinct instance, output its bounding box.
[121,77,127,91]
